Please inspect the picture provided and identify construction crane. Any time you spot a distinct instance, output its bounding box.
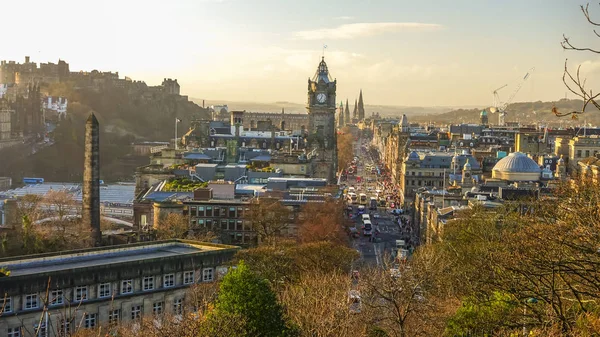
[489,67,535,126]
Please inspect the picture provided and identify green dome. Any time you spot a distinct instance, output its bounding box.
[480,110,487,116]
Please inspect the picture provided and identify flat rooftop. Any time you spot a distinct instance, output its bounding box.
[0,240,238,278]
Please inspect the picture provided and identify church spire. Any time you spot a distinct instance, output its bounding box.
[338,101,344,127]
[353,99,358,119]
[357,89,365,120]
[344,99,350,124]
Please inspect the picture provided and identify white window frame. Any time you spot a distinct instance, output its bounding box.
[59,319,71,337]
[50,290,63,306]
[109,309,121,324]
[131,305,142,320]
[173,298,183,315]
[84,313,97,328]
[25,294,38,309]
[34,323,46,337]
[7,327,21,337]
[153,301,164,315]
[183,271,194,285]
[163,274,175,288]
[2,296,12,313]
[143,276,154,291]
[99,283,111,298]
[202,268,214,282]
[75,286,88,302]
[121,279,133,294]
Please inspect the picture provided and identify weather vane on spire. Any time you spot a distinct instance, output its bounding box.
[322,44,327,59]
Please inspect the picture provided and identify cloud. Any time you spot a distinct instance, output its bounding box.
[294,22,443,40]
[334,16,354,20]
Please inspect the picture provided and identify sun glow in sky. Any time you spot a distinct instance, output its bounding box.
[3,0,600,107]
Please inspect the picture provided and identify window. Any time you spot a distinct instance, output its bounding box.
[228,220,235,229]
[236,220,243,231]
[202,268,214,282]
[50,290,63,305]
[153,301,164,315]
[75,286,88,302]
[198,206,205,216]
[2,296,12,312]
[121,280,133,294]
[221,219,228,230]
[7,327,20,337]
[99,283,111,298]
[25,294,38,309]
[577,150,582,158]
[84,313,97,328]
[131,305,142,320]
[183,271,195,285]
[58,319,71,337]
[34,323,46,337]
[237,207,244,217]
[206,206,213,217]
[229,207,236,217]
[206,219,213,229]
[164,274,175,288]
[143,276,154,291]
[109,309,121,324]
[173,298,183,315]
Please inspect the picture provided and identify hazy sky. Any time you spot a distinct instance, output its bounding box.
[3,0,600,107]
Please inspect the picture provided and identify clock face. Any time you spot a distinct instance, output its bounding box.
[317,93,327,103]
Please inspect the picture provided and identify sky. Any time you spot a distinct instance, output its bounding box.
[3,0,600,107]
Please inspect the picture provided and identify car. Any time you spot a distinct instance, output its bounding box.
[373,214,381,219]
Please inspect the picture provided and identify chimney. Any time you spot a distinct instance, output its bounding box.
[202,99,205,108]
[83,113,101,246]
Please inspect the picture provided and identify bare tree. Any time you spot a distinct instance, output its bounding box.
[560,3,600,117]
[247,197,292,246]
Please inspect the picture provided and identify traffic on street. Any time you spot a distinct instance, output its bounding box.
[341,134,415,269]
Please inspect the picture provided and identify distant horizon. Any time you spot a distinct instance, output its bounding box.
[3,0,600,106]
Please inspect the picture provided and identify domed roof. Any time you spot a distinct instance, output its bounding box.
[492,152,541,173]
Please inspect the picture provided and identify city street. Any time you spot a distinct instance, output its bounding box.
[343,135,410,268]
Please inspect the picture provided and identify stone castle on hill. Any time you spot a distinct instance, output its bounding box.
[0,56,195,149]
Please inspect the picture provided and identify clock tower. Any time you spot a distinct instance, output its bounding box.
[307,57,337,183]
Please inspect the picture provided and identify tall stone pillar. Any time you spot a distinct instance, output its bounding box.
[83,113,101,246]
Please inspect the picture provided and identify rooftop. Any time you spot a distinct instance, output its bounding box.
[0,240,238,278]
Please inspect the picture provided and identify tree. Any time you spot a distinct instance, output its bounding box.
[297,198,348,245]
[279,270,369,337]
[209,261,297,337]
[154,213,191,240]
[337,127,354,170]
[560,3,600,118]
[248,197,292,246]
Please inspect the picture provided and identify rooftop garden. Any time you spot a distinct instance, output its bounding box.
[163,178,208,192]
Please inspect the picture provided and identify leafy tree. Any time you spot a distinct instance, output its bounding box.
[209,261,297,337]
[445,292,518,336]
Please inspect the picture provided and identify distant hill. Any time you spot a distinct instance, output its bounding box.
[191,98,472,118]
[410,99,600,127]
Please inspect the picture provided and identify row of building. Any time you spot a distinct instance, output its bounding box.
[367,112,600,244]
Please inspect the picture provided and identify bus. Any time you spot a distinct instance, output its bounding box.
[359,193,368,205]
[348,193,357,204]
[369,197,378,210]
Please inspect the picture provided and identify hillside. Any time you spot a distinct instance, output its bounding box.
[0,83,211,183]
[411,99,600,126]
[193,98,463,118]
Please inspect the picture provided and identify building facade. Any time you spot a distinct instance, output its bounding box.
[0,240,239,337]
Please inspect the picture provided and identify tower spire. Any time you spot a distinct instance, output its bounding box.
[358,89,365,120]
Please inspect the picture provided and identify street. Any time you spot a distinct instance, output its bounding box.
[343,135,411,268]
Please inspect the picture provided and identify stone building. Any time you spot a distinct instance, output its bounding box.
[306,57,338,183]
[242,110,309,134]
[0,240,239,337]
[567,136,600,172]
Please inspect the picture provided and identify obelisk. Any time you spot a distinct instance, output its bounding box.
[83,113,101,246]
